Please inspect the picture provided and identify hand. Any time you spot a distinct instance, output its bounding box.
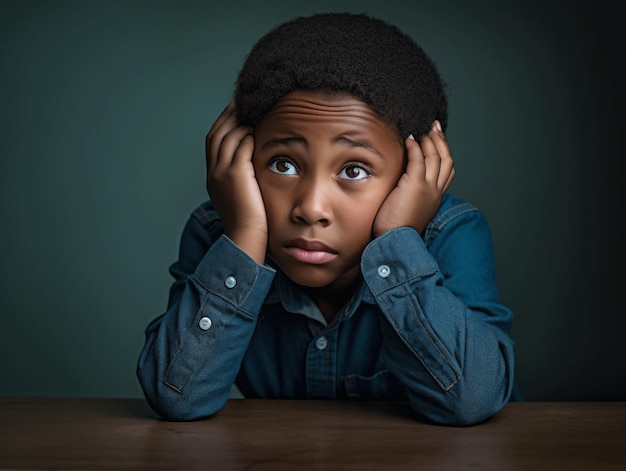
[205,101,267,264]
[372,121,455,237]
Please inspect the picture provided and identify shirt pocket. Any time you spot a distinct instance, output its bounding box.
[342,370,407,400]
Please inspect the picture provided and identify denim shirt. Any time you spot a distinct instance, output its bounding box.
[137,192,516,426]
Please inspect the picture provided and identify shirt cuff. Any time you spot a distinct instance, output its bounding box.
[192,235,276,314]
[361,227,438,295]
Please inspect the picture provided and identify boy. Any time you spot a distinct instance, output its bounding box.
[137,12,516,426]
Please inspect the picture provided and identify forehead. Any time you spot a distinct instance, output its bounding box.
[257,90,401,142]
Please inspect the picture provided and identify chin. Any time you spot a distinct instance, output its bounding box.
[283,271,334,288]
[275,263,336,288]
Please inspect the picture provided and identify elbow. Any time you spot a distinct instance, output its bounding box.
[417,339,516,426]
[142,385,226,422]
[137,365,226,421]
[408,377,511,427]
[439,391,506,426]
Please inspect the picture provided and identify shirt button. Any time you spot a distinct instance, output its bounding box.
[198,316,212,331]
[315,336,328,350]
[377,265,391,278]
[224,276,237,289]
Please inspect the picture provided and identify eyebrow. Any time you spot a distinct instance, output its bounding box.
[261,137,305,150]
[260,135,385,160]
[334,136,385,160]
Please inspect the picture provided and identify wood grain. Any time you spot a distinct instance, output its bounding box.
[1,398,624,470]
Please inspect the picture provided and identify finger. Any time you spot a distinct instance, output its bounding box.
[418,132,441,185]
[231,132,255,167]
[207,100,235,137]
[427,121,455,189]
[404,134,426,183]
[214,125,254,172]
[206,104,237,152]
[205,125,252,198]
[436,146,454,190]
[442,166,455,192]
[206,102,238,170]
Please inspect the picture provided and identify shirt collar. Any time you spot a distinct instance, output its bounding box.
[264,267,376,325]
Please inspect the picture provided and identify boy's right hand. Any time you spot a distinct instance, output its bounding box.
[205,101,267,264]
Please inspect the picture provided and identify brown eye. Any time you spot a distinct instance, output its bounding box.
[346,167,360,178]
[269,158,297,175]
[340,164,370,180]
[276,161,290,172]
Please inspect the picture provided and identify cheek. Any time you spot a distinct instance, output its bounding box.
[350,182,397,226]
[338,195,383,234]
[256,183,287,226]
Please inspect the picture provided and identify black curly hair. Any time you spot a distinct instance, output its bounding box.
[234,12,448,140]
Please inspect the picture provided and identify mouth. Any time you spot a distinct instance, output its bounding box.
[284,238,338,265]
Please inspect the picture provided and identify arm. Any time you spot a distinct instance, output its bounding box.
[363,210,515,426]
[137,103,273,420]
[137,218,275,420]
[368,122,514,425]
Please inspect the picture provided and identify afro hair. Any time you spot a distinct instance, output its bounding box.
[234,12,448,140]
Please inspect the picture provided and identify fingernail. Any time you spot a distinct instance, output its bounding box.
[434,120,442,132]
[409,134,416,141]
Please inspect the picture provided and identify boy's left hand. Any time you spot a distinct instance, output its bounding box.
[372,121,455,237]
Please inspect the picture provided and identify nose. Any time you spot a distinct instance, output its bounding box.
[291,177,332,226]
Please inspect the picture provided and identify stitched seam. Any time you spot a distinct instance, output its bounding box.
[193,271,258,317]
[378,286,460,391]
[425,203,478,244]
[431,203,477,231]
[163,290,212,392]
[370,269,436,296]
[191,201,221,226]
[403,285,461,390]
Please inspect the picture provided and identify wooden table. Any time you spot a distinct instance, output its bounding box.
[1,397,625,470]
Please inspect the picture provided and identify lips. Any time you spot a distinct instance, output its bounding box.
[284,238,338,264]
[287,238,336,252]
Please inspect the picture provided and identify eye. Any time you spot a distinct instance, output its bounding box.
[339,163,371,181]
[268,158,298,175]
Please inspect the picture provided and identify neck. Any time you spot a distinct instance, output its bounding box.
[303,274,361,323]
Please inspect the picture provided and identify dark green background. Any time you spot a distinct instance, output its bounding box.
[1,0,623,401]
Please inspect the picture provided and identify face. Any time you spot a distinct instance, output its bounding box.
[253,90,404,292]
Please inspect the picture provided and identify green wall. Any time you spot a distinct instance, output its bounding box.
[1,0,623,400]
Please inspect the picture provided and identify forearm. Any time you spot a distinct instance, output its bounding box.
[362,227,515,426]
[378,298,514,426]
[137,235,275,421]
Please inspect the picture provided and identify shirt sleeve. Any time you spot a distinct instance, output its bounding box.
[361,209,515,426]
[136,206,275,421]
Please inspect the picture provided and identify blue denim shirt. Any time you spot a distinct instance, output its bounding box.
[137,192,516,426]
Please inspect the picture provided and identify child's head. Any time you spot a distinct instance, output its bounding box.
[234,12,448,141]
[232,13,450,304]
